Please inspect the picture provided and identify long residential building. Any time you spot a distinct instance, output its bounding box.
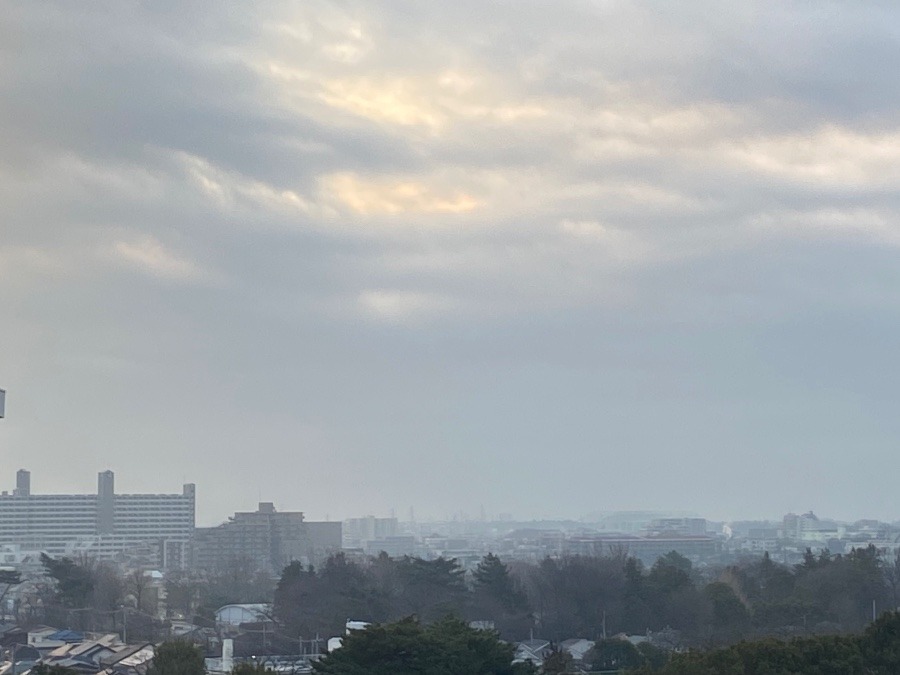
[0,470,194,569]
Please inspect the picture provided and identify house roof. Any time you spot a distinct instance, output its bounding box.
[44,657,105,672]
[27,625,59,635]
[515,639,552,664]
[518,639,551,651]
[216,603,270,614]
[561,638,595,660]
[101,643,154,666]
[47,630,85,642]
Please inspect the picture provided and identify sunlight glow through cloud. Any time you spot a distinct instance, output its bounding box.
[4,0,900,521]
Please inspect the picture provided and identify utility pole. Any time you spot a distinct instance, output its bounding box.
[119,607,128,644]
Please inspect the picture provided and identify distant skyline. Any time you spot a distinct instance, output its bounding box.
[3,2,900,526]
[0,465,886,528]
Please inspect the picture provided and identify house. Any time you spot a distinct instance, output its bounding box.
[1,643,40,675]
[41,634,123,669]
[514,639,552,667]
[38,636,154,675]
[560,638,595,663]
[0,625,27,649]
[98,642,155,675]
[27,626,68,651]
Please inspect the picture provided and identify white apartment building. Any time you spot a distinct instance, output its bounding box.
[0,470,194,569]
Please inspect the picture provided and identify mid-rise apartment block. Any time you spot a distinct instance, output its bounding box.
[193,502,341,574]
[0,470,195,569]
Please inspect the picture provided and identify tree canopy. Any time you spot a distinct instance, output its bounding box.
[642,611,900,675]
[273,545,900,648]
[311,616,534,675]
[147,640,206,675]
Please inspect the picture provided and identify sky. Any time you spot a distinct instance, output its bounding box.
[2,1,900,526]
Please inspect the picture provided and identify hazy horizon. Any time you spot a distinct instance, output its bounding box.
[3,1,900,526]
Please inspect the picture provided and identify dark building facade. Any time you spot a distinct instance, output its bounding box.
[193,502,341,574]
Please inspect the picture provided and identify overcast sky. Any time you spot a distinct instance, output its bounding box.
[3,1,900,525]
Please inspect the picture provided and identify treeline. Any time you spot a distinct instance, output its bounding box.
[33,553,163,639]
[275,545,900,646]
[275,553,527,640]
[641,610,900,674]
[30,554,273,640]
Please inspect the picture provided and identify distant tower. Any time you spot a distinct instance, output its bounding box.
[14,469,30,497]
[97,470,115,535]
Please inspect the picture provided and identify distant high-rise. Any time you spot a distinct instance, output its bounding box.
[14,470,30,497]
[343,516,399,549]
[0,470,195,569]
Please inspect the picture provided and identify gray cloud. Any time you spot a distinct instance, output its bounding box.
[2,0,900,523]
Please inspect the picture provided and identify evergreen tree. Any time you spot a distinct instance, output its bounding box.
[148,641,205,675]
[40,554,95,608]
[312,616,534,675]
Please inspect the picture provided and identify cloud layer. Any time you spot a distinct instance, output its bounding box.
[3,1,900,523]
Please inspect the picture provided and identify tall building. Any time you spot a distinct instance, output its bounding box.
[193,502,341,574]
[0,470,195,569]
[343,516,399,549]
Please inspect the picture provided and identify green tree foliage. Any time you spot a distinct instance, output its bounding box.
[540,644,573,674]
[394,556,467,621]
[41,553,96,608]
[273,546,900,650]
[702,582,750,645]
[732,545,892,635]
[645,611,900,675]
[274,553,470,639]
[474,554,525,608]
[471,554,531,639]
[524,554,628,641]
[882,550,900,610]
[274,560,320,635]
[646,553,697,626]
[165,571,201,620]
[636,641,669,670]
[311,616,535,675]
[621,556,653,633]
[590,638,645,671]
[274,554,386,638]
[148,641,206,675]
[0,569,22,609]
[202,556,275,611]
[39,553,124,618]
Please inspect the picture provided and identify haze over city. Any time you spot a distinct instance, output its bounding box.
[3,1,900,526]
